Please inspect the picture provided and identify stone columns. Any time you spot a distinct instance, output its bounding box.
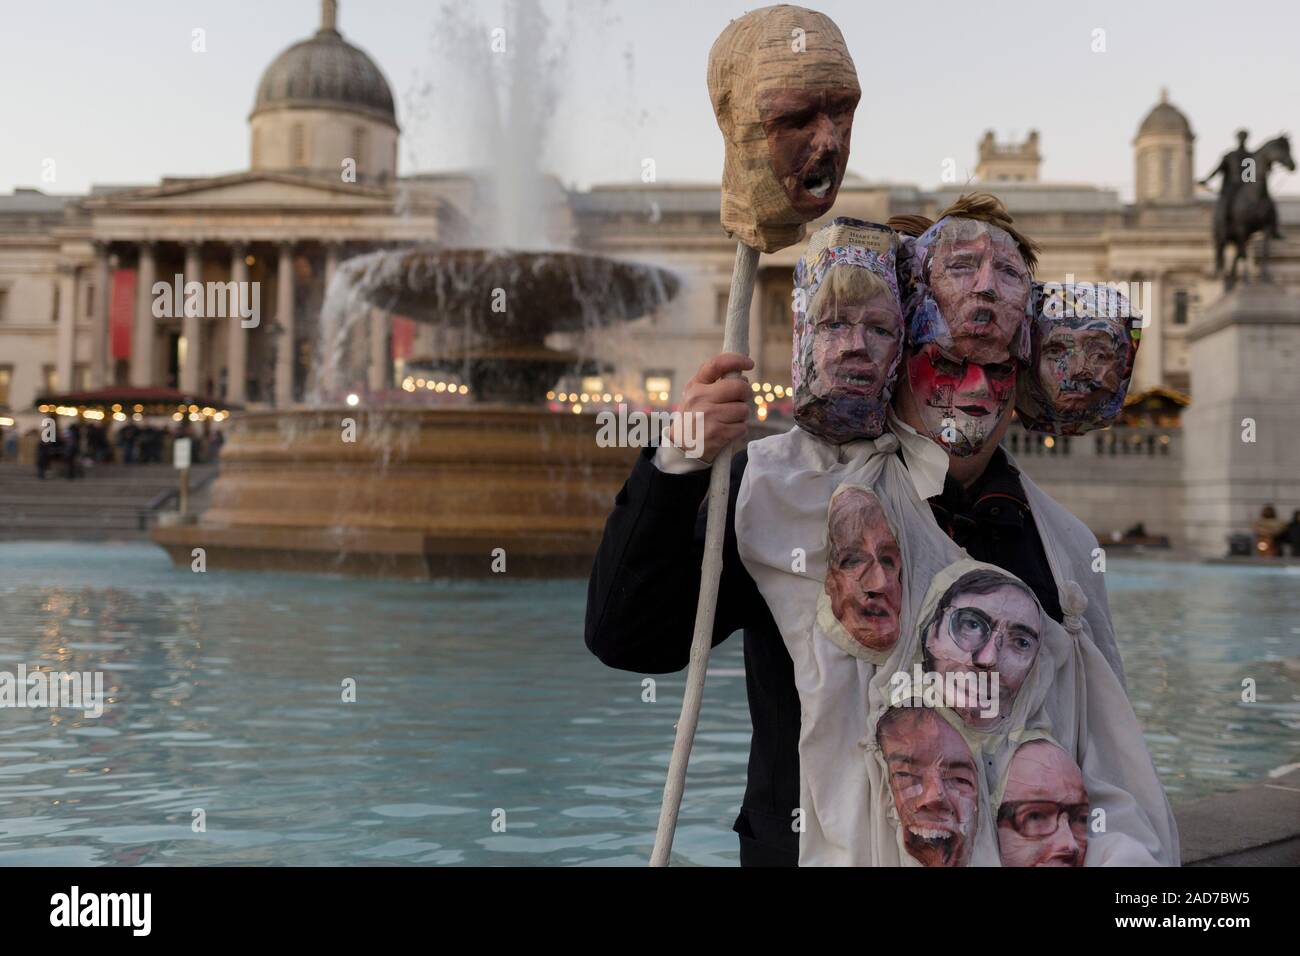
[91,243,112,388]
[1132,271,1162,392]
[56,264,78,391]
[181,242,203,394]
[131,241,156,386]
[324,241,340,292]
[275,242,297,407]
[369,308,389,393]
[227,242,249,404]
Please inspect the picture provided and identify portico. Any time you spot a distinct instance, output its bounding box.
[55,171,444,409]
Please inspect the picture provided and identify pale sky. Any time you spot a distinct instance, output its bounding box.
[1,0,1297,200]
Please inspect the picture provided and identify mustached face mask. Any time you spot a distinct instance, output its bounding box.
[905,343,1017,458]
[902,217,1033,365]
[792,219,904,443]
[876,707,980,867]
[996,739,1089,867]
[1017,283,1140,436]
[708,6,860,253]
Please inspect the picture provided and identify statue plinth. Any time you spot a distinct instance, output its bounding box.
[1181,284,1300,555]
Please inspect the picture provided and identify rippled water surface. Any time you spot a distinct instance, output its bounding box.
[0,543,1296,866]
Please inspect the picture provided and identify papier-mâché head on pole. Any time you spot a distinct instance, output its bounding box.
[708,5,861,253]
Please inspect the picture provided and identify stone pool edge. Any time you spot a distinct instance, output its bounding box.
[1179,767,1300,865]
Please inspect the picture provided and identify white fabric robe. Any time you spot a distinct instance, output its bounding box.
[734,424,1179,866]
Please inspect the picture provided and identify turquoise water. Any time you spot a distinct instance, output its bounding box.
[0,542,1296,866]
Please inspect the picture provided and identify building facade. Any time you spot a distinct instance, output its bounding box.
[3,3,1297,549]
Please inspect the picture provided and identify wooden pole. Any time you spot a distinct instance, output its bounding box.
[650,240,759,866]
[179,466,190,516]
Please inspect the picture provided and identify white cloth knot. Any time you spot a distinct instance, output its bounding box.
[1060,580,1088,635]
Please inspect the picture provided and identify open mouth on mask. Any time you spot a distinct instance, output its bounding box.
[837,370,877,390]
[970,307,996,326]
[908,824,958,855]
[1058,380,1098,394]
[804,173,832,198]
[955,404,990,417]
[801,159,837,200]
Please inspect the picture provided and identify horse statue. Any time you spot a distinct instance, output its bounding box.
[1203,133,1295,288]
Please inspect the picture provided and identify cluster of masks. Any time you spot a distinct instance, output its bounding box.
[740,213,1173,867]
[791,215,1141,449]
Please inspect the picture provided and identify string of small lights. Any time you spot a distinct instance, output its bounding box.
[36,402,232,424]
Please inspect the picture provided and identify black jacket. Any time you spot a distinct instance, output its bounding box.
[584,443,1062,867]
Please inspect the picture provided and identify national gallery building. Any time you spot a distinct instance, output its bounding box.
[2,3,1296,454]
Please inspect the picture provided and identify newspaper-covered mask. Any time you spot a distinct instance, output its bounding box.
[792,219,904,443]
[708,5,860,253]
[1017,282,1140,436]
[902,217,1033,365]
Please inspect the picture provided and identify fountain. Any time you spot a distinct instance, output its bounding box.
[152,0,682,578]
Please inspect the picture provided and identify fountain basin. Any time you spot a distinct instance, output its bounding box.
[152,406,639,578]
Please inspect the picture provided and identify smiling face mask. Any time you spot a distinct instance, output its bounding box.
[708,5,860,253]
[792,219,904,443]
[997,739,1089,867]
[1017,283,1140,436]
[902,217,1033,365]
[903,343,1017,458]
[876,707,979,867]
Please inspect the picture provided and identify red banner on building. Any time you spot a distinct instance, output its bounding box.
[110,268,136,360]
[391,315,416,360]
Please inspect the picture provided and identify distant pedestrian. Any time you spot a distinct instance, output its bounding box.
[1252,504,1285,557]
[1275,510,1300,558]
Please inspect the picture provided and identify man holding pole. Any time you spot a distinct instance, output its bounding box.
[584,194,1136,866]
[584,5,1139,867]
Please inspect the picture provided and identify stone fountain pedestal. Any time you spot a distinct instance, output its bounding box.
[152,405,638,577]
[153,246,682,578]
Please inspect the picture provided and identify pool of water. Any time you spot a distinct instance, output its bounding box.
[0,542,1296,866]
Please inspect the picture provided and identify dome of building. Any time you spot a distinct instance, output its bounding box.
[247,1,399,183]
[1136,89,1192,139]
[251,0,396,128]
[1133,89,1195,205]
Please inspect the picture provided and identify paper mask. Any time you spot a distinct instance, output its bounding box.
[996,738,1089,867]
[876,706,979,867]
[904,343,1017,458]
[818,484,903,659]
[1017,282,1140,436]
[920,567,1043,729]
[707,5,860,253]
[901,216,1033,365]
[792,219,904,443]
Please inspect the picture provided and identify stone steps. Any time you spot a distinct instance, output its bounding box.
[0,463,216,541]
